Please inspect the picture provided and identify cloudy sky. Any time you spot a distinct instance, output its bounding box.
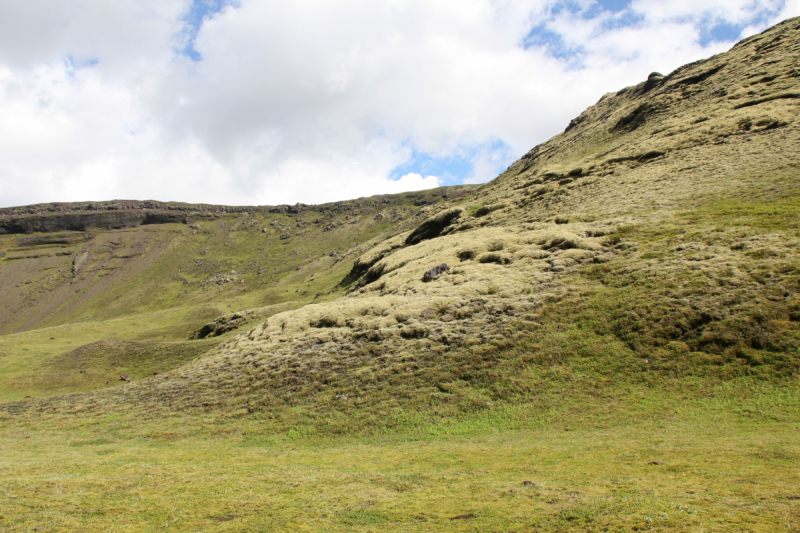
[1,0,797,207]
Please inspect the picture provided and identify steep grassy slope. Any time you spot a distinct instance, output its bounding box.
[1,17,799,532]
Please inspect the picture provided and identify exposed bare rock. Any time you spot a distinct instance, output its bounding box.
[405,208,462,246]
[423,263,450,282]
[191,303,295,339]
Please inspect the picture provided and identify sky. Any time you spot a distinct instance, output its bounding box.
[0,0,798,207]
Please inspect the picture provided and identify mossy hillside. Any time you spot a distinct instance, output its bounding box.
[5,191,797,426]
[0,186,476,336]
[0,188,472,394]
[469,18,800,225]
[110,187,797,427]
[3,17,799,427]
[0,186,480,402]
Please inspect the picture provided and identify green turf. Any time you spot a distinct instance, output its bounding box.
[1,379,798,532]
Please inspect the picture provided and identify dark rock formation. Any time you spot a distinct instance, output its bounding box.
[191,308,274,339]
[405,208,462,246]
[423,263,450,282]
[643,71,665,92]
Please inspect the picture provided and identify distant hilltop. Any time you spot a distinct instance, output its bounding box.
[0,186,478,235]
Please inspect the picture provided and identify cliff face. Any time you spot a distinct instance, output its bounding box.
[0,201,201,234]
[0,210,187,234]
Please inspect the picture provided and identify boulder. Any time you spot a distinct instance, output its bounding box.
[423,263,450,282]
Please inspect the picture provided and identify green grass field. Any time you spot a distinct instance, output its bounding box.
[1,378,798,532]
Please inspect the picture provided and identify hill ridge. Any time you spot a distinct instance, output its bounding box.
[0,185,478,235]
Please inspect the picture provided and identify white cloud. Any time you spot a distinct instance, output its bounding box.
[772,0,800,23]
[0,0,795,207]
[630,0,778,25]
[0,0,184,78]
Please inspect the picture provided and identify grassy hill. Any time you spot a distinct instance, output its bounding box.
[1,17,799,532]
[0,186,476,402]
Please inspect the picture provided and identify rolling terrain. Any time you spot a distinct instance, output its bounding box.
[1,17,799,532]
[0,186,476,402]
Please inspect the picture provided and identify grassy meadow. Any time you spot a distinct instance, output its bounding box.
[1,378,798,532]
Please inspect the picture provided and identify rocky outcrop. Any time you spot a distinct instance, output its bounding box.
[190,304,293,339]
[192,312,256,339]
[0,210,196,235]
[405,208,463,246]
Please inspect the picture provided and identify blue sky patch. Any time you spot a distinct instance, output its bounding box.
[546,1,585,17]
[595,0,631,13]
[389,140,513,186]
[580,0,632,19]
[389,150,473,185]
[64,55,99,76]
[520,0,785,64]
[523,1,641,64]
[699,20,744,45]
[597,8,644,31]
[523,24,587,64]
[180,0,238,61]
